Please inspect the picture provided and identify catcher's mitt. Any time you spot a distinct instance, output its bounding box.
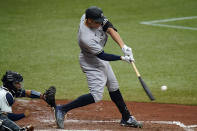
[43,86,56,107]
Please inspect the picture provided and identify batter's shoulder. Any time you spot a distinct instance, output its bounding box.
[102,17,117,32]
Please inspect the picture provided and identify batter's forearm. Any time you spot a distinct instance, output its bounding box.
[107,28,125,48]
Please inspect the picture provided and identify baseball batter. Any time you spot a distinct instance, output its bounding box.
[0,71,56,131]
[55,6,142,129]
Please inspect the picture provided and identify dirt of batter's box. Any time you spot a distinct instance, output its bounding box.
[13,99,197,131]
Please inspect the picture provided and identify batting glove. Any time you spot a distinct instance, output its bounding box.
[122,45,133,56]
[121,55,134,63]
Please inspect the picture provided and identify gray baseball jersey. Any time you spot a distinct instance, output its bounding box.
[78,14,119,102]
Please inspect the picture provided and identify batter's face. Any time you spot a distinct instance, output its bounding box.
[86,19,102,29]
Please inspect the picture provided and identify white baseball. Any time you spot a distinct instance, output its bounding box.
[161,85,167,91]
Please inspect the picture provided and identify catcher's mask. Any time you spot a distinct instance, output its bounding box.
[1,71,24,96]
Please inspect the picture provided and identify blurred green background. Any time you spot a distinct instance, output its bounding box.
[0,0,197,105]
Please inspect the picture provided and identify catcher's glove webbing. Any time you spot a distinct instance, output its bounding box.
[43,86,56,107]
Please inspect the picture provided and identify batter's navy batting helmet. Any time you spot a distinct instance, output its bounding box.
[85,6,105,23]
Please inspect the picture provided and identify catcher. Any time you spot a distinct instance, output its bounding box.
[0,71,56,131]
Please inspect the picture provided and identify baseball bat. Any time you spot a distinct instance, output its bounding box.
[131,62,155,101]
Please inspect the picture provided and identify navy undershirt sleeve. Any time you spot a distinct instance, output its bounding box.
[7,113,25,121]
[97,51,121,61]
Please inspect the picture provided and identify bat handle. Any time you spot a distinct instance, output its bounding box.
[131,62,141,77]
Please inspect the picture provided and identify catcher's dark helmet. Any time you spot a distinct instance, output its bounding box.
[1,71,23,96]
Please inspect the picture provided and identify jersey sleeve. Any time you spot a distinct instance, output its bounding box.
[102,18,117,32]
